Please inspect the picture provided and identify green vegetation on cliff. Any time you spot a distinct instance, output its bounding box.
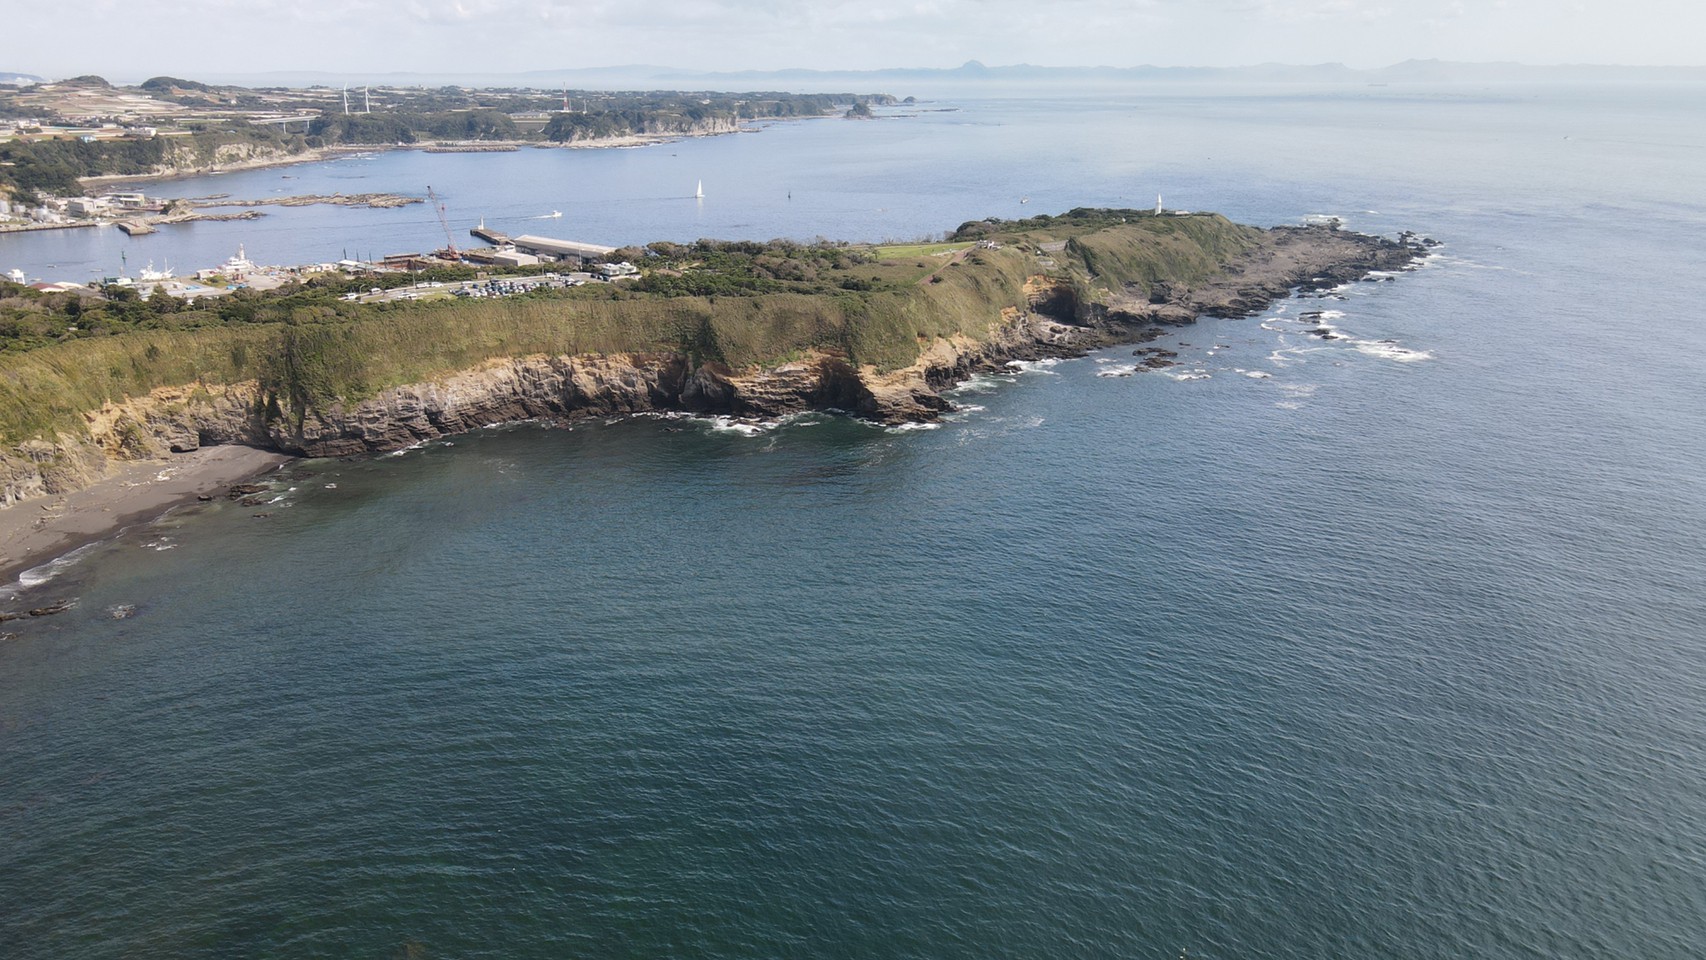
[281,92,846,145]
[0,125,308,200]
[541,93,844,143]
[0,210,1263,444]
[955,207,1265,294]
[308,109,520,145]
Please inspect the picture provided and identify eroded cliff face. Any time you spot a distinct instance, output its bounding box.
[127,140,313,179]
[270,351,905,457]
[0,351,893,483]
[0,310,1065,507]
[0,440,107,507]
[0,381,263,507]
[554,116,744,144]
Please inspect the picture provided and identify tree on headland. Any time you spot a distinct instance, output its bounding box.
[140,76,214,94]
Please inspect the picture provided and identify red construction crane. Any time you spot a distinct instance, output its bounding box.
[427,185,459,261]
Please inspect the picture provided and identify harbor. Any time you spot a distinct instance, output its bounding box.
[1,189,421,237]
[0,112,951,286]
[6,236,635,304]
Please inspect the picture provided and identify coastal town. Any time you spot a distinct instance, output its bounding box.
[1,186,415,242]
[5,216,641,304]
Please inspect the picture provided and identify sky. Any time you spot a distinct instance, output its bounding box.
[11,0,1701,81]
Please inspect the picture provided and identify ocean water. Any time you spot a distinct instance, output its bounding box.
[3,85,1705,959]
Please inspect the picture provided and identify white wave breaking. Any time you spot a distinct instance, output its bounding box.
[14,542,100,590]
[944,373,1014,396]
[1354,340,1434,362]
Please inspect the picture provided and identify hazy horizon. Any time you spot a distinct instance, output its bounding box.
[7,58,1704,93]
[8,0,1701,83]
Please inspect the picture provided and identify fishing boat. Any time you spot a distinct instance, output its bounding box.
[222,245,255,277]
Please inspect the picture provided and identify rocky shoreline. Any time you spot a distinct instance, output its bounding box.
[58,225,1422,458]
[0,221,1426,586]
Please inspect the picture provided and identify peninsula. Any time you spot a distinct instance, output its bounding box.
[0,208,1426,582]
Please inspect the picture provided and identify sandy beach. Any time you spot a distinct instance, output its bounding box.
[0,445,293,588]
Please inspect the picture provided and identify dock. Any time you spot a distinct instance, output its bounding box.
[470,224,510,246]
[117,220,157,236]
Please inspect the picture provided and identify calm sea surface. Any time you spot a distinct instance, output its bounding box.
[3,85,1705,959]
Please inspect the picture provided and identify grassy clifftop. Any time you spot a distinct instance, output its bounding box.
[0,210,1275,445]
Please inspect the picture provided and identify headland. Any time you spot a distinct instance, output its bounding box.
[0,207,1428,586]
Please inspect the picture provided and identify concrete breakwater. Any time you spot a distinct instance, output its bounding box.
[193,193,422,209]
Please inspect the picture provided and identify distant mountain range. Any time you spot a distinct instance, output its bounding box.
[646,58,1706,86]
[20,61,1706,92]
[0,72,45,86]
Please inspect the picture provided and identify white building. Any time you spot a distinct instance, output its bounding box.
[488,251,540,268]
[66,197,110,217]
[511,235,617,265]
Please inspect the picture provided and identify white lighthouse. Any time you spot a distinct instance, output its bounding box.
[1155,194,1163,215]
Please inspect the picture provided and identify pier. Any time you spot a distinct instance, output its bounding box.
[470,224,510,246]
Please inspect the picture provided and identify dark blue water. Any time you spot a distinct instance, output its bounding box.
[3,85,1705,959]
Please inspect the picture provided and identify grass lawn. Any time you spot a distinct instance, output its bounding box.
[869,241,975,261]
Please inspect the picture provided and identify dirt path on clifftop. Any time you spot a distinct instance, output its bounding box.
[917,247,975,285]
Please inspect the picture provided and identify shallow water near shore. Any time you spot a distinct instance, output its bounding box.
[4,85,1706,959]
